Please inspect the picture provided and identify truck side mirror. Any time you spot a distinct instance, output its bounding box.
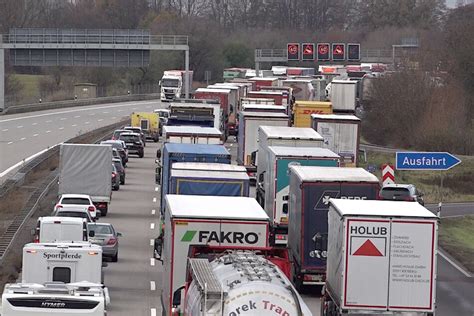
[159,80,162,86]
[154,237,163,262]
[172,286,185,307]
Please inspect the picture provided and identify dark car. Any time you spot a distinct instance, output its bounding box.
[112,164,120,191]
[119,132,144,158]
[379,184,424,206]
[113,158,126,185]
[123,126,146,146]
[111,129,129,141]
[101,140,128,166]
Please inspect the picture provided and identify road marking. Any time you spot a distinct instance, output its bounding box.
[152,209,156,215]
[132,107,138,110]
[439,250,472,278]
[155,187,159,192]
[150,258,155,266]
[103,111,109,114]
[150,223,155,230]
[112,116,117,119]
[2,129,8,132]
[85,122,90,124]
[153,197,157,203]
[7,141,13,145]
[118,109,123,112]
[150,281,156,291]
[59,127,64,130]
[72,124,77,127]
[20,137,26,141]
[46,130,51,133]
[17,125,23,128]
[33,134,39,137]
[98,119,103,122]
[150,238,154,246]
[60,117,66,120]
[89,113,95,116]
[0,101,157,123]
[74,115,80,118]
[46,120,52,123]
[151,308,157,316]
[32,122,38,125]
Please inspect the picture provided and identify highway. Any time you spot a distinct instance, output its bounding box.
[1,103,473,315]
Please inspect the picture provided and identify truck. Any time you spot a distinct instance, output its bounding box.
[206,84,240,135]
[22,242,105,285]
[263,147,340,245]
[237,112,289,177]
[311,114,361,167]
[248,90,289,107]
[168,99,222,131]
[241,103,287,114]
[1,282,108,316]
[248,77,279,89]
[282,79,315,100]
[322,199,438,316]
[130,112,160,142]
[162,126,223,144]
[256,126,324,206]
[159,195,270,316]
[329,79,358,113]
[169,162,249,197]
[58,144,112,216]
[293,101,332,127]
[174,250,313,316]
[160,70,193,101]
[158,143,231,214]
[194,88,231,138]
[287,166,380,289]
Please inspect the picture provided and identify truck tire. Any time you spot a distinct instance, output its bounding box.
[139,152,144,158]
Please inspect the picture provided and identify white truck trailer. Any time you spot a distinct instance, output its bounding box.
[329,79,358,113]
[162,126,223,144]
[179,251,313,316]
[1,282,107,316]
[159,195,270,316]
[322,199,438,316]
[58,144,112,216]
[311,114,361,167]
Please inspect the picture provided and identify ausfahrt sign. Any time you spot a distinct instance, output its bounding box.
[395,152,461,171]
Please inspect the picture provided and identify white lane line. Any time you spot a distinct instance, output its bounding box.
[118,109,124,112]
[46,120,52,123]
[150,281,156,291]
[89,113,95,116]
[33,134,39,137]
[60,117,66,120]
[155,187,159,192]
[150,223,155,230]
[46,130,51,133]
[85,122,90,124]
[98,119,104,122]
[2,129,8,132]
[152,209,156,215]
[103,111,109,114]
[112,116,117,119]
[59,127,64,130]
[150,239,154,246]
[153,197,157,203]
[32,122,38,126]
[132,107,138,110]
[74,115,80,118]
[150,258,155,266]
[439,250,472,278]
[17,125,23,128]
[20,137,26,141]
[0,101,157,123]
[151,308,157,316]
[0,144,60,178]
[7,141,13,145]
[72,124,77,127]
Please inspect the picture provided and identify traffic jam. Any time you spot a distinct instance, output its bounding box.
[1,64,438,316]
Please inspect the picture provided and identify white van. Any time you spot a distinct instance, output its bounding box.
[1,282,107,316]
[35,217,91,243]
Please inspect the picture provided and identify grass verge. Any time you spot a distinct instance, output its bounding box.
[359,151,474,204]
[439,215,474,273]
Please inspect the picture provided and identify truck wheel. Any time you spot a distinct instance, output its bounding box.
[139,152,144,158]
[112,252,118,262]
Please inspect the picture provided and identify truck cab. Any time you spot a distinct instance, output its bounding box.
[160,74,182,101]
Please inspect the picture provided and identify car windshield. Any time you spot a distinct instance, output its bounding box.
[162,78,179,87]
[120,135,139,142]
[102,141,121,149]
[113,161,122,169]
[89,224,113,235]
[57,211,89,219]
[113,131,126,138]
[125,128,141,134]
[380,187,411,199]
[61,198,89,205]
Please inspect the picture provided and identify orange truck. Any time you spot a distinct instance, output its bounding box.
[293,101,332,127]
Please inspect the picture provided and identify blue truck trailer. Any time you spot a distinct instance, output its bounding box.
[169,162,249,197]
[158,143,231,214]
[263,147,340,246]
[287,166,380,290]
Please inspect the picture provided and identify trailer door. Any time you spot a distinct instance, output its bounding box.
[48,262,76,283]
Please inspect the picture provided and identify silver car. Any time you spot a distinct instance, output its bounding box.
[88,223,122,262]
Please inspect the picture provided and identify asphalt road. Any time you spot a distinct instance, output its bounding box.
[0,100,164,175]
[1,102,473,315]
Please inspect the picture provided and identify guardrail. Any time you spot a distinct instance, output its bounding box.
[2,93,160,115]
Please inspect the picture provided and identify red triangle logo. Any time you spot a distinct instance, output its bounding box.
[353,239,383,257]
